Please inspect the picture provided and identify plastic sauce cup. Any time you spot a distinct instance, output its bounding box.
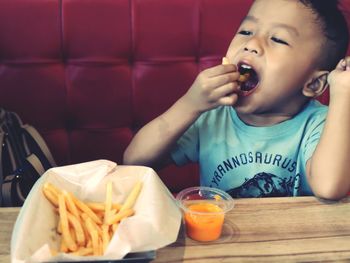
[176,187,234,242]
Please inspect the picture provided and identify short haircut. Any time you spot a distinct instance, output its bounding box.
[299,0,349,70]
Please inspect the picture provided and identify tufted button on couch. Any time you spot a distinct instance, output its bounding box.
[0,0,342,193]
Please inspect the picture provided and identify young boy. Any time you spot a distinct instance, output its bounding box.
[124,0,350,200]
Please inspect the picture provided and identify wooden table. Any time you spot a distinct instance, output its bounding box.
[1,196,350,262]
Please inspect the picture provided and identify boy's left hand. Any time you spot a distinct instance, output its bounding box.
[327,57,350,98]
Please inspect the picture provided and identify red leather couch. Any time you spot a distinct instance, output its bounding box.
[0,0,348,193]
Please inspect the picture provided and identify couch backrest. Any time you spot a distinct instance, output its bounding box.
[0,0,349,193]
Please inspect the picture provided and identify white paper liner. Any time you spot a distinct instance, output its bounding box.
[11,160,181,262]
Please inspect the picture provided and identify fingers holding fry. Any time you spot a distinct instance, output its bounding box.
[221,57,250,83]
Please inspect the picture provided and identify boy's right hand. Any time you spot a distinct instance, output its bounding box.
[182,64,241,114]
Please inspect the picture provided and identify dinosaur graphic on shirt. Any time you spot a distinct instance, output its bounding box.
[227,172,298,198]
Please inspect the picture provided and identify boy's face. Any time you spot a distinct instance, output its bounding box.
[226,0,326,123]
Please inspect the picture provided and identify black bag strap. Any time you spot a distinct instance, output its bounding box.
[0,108,5,124]
[0,130,4,206]
[26,153,46,175]
[4,111,26,167]
[0,109,7,206]
[0,108,57,206]
[4,111,56,168]
[22,125,57,167]
[1,153,45,206]
[2,174,16,206]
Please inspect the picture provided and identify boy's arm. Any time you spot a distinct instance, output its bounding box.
[307,58,350,200]
[123,97,201,169]
[123,63,241,168]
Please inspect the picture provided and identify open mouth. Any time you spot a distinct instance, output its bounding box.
[237,63,260,95]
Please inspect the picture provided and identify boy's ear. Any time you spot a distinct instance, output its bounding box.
[302,71,329,98]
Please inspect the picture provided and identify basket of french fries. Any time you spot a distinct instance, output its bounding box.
[11,160,181,262]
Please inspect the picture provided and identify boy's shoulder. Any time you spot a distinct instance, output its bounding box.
[195,101,327,128]
[305,99,328,110]
[199,105,231,118]
[299,99,328,118]
[292,100,328,131]
[196,106,232,124]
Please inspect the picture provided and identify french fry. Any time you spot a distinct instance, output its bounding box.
[60,237,68,253]
[57,218,62,234]
[85,217,99,256]
[46,182,61,196]
[104,181,113,224]
[42,185,58,207]
[70,227,77,244]
[58,194,77,252]
[87,202,121,212]
[222,57,230,65]
[43,180,142,257]
[222,56,250,83]
[96,211,105,222]
[107,208,117,218]
[70,194,102,224]
[91,229,99,256]
[67,211,85,246]
[107,208,135,225]
[112,223,119,233]
[101,224,110,253]
[119,181,143,212]
[50,248,58,256]
[80,217,91,244]
[86,202,105,211]
[86,239,92,248]
[98,236,103,256]
[238,73,250,83]
[81,213,103,236]
[64,191,80,220]
[72,247,93,256]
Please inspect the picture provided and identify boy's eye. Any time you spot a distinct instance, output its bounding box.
[238,30,252,36]
[271,37,289,46]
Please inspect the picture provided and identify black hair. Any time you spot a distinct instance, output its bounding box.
[299,0,349,70]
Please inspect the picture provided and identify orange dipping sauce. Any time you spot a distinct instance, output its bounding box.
[184,202,224,242]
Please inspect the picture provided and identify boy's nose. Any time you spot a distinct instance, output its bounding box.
[244,47,259,54]
[243,39,263,56]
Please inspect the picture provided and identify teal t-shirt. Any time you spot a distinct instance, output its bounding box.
[171,100,328,197]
